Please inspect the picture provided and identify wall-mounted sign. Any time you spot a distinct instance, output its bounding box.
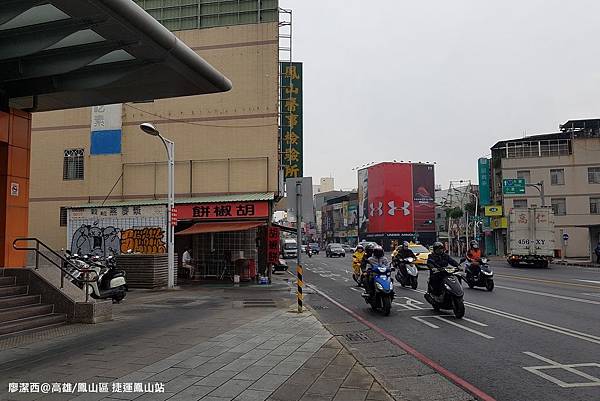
[267,226,281,264]
[177,202,269,220]
[484,205,503,217]
[90,104,122,155]
[10,182,19,197]
[280,62,303,179]
[490,217,508,229]
[478,158,491,206]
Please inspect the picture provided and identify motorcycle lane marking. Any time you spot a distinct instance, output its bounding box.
[495,285,600,305]
[522,352,600,388]
[410,288,600,345]
[411,315,494,339]
[305,283,498,401]
[494,274,600,290]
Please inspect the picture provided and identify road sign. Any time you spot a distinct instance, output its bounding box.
[503,179,526,194]
[563,233,569,241]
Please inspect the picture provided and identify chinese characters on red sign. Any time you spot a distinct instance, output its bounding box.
[267,226,281,264]
[176,202,269,220]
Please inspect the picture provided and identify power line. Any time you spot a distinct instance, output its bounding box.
[124,103,278,129]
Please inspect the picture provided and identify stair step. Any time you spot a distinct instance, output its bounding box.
[0,285,28,297]
[0,304,54,323]
[0,276,16,287]
[0,314,67,336]
[0,295,41,309]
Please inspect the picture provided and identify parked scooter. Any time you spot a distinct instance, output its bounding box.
[64,250,127,303]
[462,257,494,291]
[424,264,465,318]
[394,257,419,289]
[361,262,395,316]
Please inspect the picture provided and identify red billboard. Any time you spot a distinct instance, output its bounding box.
[358,162,435,237]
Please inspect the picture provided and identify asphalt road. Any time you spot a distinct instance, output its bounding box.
[298,253,600,401]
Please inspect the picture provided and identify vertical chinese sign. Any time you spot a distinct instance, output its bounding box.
[280,62,303,179]
[90,104,122,155]
[267,226,281,264]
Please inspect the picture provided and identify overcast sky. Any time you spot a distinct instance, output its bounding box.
[280,0,600,190]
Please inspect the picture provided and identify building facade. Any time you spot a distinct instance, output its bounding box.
[28,1,282,276]
[320,192,359,246]
[490,120,600,258]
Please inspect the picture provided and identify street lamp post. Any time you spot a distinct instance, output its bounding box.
[140,123,175,288]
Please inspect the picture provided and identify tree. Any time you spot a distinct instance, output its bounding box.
[464,202,476,215]
[447,207,463,219]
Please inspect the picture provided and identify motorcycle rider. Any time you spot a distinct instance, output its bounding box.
[427,242,459,295]
[393,241,416,278]
[352,244,365,280]
[465,240,483,278]
[365,245,390,299]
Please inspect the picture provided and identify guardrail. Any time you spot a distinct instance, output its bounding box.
[13,237,98,302]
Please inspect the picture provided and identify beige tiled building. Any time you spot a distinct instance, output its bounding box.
[28,1,281,255]
[491,121,600,259]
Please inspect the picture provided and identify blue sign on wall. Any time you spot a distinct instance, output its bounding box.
[478,158,491,206]
[90,129,122,155]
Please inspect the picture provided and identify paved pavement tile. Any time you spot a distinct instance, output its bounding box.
[332,388,368,401]
[304,378,345,397]
[342,365,374,390]
[233,365,272,381]
[249,374,290,391]
[207,379,253,398]
[195,370,238,387]
[233,389,271,401]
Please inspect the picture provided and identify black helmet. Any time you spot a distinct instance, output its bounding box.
[373,245,384,258]
[433,241,444,254]
[402,241,409,249]
[365,243,375,255]
[470,240,479,249]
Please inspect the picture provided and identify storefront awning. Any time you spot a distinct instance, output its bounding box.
[175,221,264,236]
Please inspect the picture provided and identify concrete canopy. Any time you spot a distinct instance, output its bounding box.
[0,0,232,112]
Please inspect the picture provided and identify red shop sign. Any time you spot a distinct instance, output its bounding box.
[267,226,281,264]
[177,201,269,220]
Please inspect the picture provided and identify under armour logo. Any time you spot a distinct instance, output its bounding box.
[388,201,410,216]
[369,202,383,217]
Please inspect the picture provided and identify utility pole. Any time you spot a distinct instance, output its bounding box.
[526,181,545,207]
[295,180,303,313]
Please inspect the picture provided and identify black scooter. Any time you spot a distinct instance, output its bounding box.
[462,257,494,291]
[424,264,465,318]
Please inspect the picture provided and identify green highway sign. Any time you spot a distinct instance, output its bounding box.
[503,178,526,194]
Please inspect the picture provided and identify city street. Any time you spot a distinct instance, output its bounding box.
[300,254,600,401]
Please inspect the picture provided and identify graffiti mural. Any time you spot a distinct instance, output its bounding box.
[71,224,121,256]
[120,228,166,254]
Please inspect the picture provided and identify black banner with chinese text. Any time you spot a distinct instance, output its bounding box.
[280,62,303,179]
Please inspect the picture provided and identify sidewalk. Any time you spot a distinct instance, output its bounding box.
[0,280,396,401]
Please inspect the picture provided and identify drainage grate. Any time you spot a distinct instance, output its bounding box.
[242,299,276,308]
[343,332,371,343]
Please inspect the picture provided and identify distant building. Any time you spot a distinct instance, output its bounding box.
[321,192,359,246]
[319,177,335,193]
[489,119,600,259]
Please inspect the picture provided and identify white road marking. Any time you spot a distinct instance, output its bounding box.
[523,352,600,388]
[412,315,441,328]
[462,317,488,327]
[495,285,600,305]
[575,280,600,284]
[411,315,494,339]
[393,296,425,310]
[582,293,600,298]
[410,288,600,345]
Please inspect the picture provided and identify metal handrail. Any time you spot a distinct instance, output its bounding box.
[13,237,98,302]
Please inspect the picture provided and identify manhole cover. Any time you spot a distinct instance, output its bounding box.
[343,332,371,343]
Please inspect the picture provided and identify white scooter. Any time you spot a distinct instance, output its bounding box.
[64,250,127,303]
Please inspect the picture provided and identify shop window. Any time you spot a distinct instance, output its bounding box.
[550,169,564,186]
[551,198,566,216]
[63,148,84,180]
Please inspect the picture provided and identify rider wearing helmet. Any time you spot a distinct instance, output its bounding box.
[427,242,459,295]
[365,245,389,299]
[352,244,365,280]
[466,240,484,277]
[393,241,416,278]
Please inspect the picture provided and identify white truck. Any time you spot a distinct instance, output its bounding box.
[507,207,555,268]
[280,238,298,259]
